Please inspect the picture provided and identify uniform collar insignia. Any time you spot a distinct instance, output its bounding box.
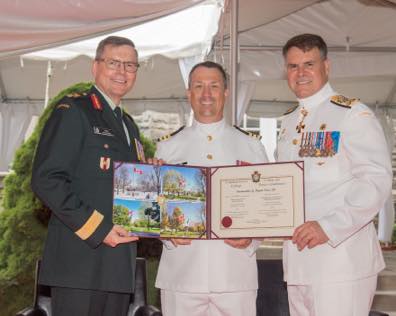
[90,93,103,111]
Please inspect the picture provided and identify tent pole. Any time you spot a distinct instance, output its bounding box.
[0,69,7,101]
[230,0,238,125]
[44,61,53,108]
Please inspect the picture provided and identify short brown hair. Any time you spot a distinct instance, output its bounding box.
[188,61,228,89]
[282,34,327,60]
[95,36,138,60]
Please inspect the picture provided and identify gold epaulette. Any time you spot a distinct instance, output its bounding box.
[156,126,185,142]
[56,103,70,110]
[330,95,359,108]
[66,92,87,98]
[233,125,262,140]
[283,104,298,115]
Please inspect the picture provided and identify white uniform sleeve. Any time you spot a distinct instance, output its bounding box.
[318,108,392,247]
[251,138,269,163]
[155,141,165,161]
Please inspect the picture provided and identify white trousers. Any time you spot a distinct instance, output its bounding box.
[160,289,257,316]
[287,275,377,316]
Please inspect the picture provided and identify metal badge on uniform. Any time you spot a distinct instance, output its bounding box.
[100,157,111,170]
[134,139,145,162]
[299,131,340,158]
[93,126,114,137]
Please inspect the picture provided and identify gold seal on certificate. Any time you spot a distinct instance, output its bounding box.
[113,161,305,239]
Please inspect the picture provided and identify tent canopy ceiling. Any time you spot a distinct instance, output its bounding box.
[0,0,206,58]
[22,1,222,61]
[1,0,396,109]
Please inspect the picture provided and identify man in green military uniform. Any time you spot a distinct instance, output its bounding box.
[31,36,143,316]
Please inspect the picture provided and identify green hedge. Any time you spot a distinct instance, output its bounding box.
[0,82,161,315]
[393,223,396,243]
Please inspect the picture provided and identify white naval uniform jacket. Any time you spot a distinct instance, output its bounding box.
[277,83,392,285]
[155,118,269,293]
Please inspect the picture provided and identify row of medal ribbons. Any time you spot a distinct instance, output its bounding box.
[299,131,340,158]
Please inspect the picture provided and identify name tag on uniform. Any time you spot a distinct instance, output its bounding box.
[93,126,114,137]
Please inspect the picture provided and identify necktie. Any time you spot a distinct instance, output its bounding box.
[114,106,129,144]
[114,106,123,127]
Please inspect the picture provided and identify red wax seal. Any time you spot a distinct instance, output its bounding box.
[221,216,232,228]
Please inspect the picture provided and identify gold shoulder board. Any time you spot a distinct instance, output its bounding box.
[283,104,298,115]
[56,103,70,110]
[330,95,359,108]
[66,92,83,98]
[233,126,262,140]
[156,126,185,142]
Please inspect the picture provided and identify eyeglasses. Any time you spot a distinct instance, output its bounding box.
[97,58,140,73]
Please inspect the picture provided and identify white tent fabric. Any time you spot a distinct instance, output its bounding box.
[0,101,42,171]
[0,0,223,172]
[0,0,205,59]
[222,0,396,120]
[23,1,223,61]
[236,81,256,125]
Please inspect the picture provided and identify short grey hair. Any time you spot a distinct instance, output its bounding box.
[95,36,138,60]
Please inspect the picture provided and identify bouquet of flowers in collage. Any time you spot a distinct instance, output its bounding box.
[113,162,207,238]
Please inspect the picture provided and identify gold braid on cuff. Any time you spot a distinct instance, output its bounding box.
[75,210,104,240]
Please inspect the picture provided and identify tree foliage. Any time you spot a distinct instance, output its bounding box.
[163,169,185,196]
[0,82,161,315]
[113,204,131,227]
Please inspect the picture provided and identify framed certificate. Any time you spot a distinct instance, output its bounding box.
[112,161,304,239]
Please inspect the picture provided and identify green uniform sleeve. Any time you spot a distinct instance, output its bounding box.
[31,102,112,248]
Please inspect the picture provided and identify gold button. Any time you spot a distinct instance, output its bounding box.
[292,139,298,145]
[207,135,213,141]
[104,144,109,149]
[207,154,213,160]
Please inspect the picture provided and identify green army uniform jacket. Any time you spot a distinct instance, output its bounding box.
[31,86,141,293]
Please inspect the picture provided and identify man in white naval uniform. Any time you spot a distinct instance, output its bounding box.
[277,33,392,316]
[154,61,268,316]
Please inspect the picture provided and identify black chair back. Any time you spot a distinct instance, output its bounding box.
[16,258,161,316]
